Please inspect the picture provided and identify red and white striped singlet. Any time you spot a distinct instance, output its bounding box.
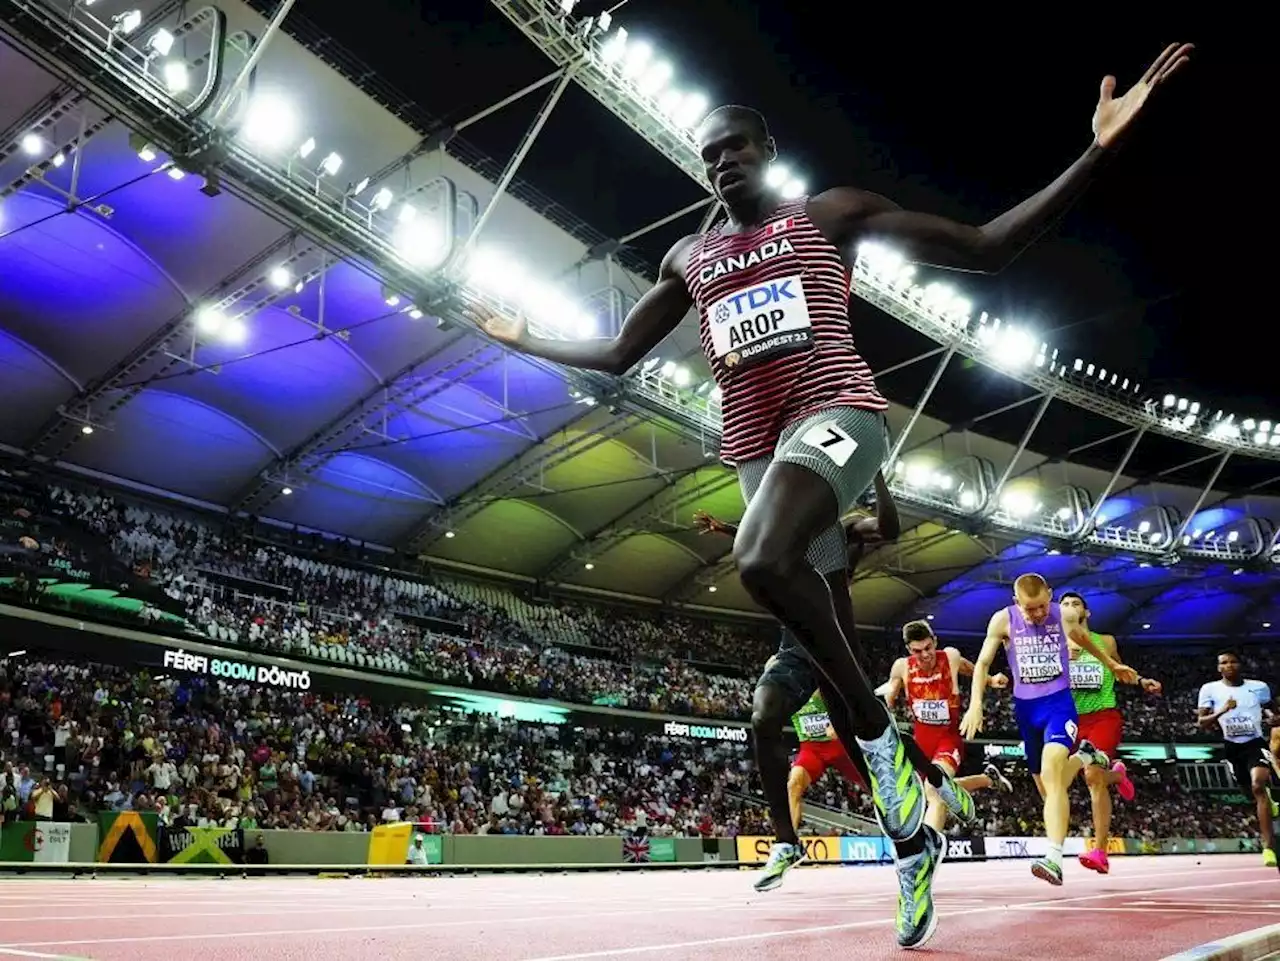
[688,198,888,466]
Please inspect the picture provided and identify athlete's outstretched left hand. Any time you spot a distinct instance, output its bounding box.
[1093,43,1193,149]
[1140,677,1163,695]
[960,707,983,739]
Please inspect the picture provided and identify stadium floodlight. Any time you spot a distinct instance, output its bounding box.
[990,327,1037,368]
[599,26,627,65]
[319,152,343,177]
[1000,489,1038,518]
[464,247,596,339]
[393,217,447,268]
[194,309,244,343]
[370,187,394,212]
[673,93,709,130]
[240,94,299,152]
[112,9,142,35]
[20,133,42,156]
[147,28,175,57]
[620,40,652,80]
[161,60,189,93]
[672,364,691,387]
[780,179,806,199]
[637,61,673,97]
[592,24,712,135]
[268,266,291,289]
[298,137,316,159]
[167,167,185,180]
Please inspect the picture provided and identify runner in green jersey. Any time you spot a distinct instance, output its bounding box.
[789,690,866,833]
[1061,591,1163,874]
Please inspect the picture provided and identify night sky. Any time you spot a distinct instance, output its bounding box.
[295,3,1262,488]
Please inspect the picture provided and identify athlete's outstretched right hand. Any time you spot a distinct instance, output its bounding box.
[692,510,724,535]
[1111,663,1139,686]
[960,707,983,739]
[464,304,527,346]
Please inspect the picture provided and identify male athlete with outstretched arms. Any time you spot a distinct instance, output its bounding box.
[1059,591,1163,874]
[475,42,1190,947]
[1197,650,1280,868]
[882,621,1014,834]
[961,574,1138,885]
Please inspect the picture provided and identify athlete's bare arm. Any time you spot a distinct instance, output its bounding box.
[960,609,1008,738]
[472,235,696,374]
[1100,633,1162,694]
[807,44,1191,273]
[1061,607,1137,683]
[883,657,908,710]
[955,653,1008,689]
[1198,700,1237,729]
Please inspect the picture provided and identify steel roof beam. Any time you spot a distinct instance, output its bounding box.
[230,335,485,513]
[403,408,635,553]
[22,229,303,457]
[1172,451,1233,545]
[539,470,740,581]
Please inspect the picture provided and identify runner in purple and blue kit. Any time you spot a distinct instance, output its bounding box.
[961,573,1138,885]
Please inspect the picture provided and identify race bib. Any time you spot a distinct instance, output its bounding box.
[1070,662,1103,691]
[913,699,950,725]
[706,274,813,373]
[1015,643,1064,684]
[1223,714,1257,740]
[799,713,830,738]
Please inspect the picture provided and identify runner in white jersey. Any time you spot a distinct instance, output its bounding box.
[1197,650,1279,867]
[472,42,1191,948]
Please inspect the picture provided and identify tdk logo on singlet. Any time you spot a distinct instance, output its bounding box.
[714,279,796,339]
[698,238,795,284]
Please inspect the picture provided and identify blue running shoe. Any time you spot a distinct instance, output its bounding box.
[895,824,945,949]
[932,769,976,826]
[857,724,925,843]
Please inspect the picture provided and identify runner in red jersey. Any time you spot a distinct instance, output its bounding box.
[883,621,1014,833]
[473,45,1191,946]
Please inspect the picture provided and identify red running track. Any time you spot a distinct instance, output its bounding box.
[0,855,1276,961]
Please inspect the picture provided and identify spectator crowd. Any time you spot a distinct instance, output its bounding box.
[0,469,1273,843]
[3,476,1271,744]
[0,657,1260,841]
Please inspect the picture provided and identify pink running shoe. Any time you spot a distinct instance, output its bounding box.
[1078,847,1110,874]
[1112,761,1135,802]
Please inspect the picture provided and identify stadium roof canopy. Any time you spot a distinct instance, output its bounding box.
[1,0,1277,642]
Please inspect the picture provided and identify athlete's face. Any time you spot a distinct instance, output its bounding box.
[907,636,937,668]
[697,114,773,205]
[1218,653,1242,683]
[1016,588,1052,625]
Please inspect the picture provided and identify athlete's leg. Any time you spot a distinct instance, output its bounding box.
[955,774,994,792]
[735,461,889,741]
[924,777,950,833]
[1040,743,1076,850]
[788,765,814,832]
[1083,764,1113,849]
[751,681,800,845]
[1251,765,1274,849]
[825,572,944,790]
